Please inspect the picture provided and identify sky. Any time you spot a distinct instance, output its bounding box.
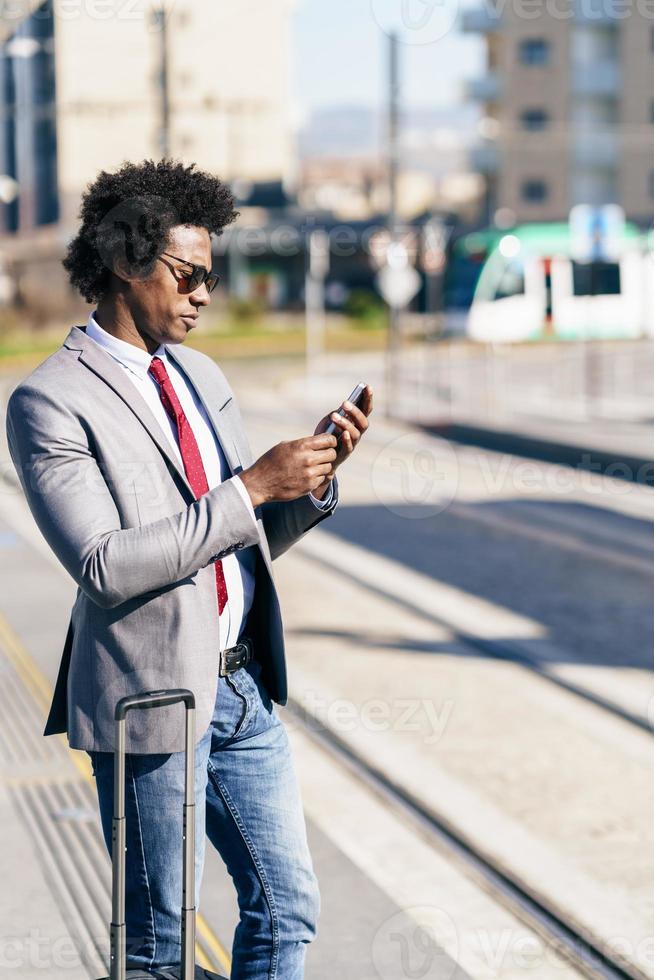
[291,0,483,120]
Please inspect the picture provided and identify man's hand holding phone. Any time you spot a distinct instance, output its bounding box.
[238,434,339,509]
[311,382,373,496]
[314,381,372,453]
[238,382,373,509]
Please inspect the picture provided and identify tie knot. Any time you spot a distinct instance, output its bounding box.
[148,355,169,386]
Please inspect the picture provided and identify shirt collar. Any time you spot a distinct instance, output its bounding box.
[86,311,168,380]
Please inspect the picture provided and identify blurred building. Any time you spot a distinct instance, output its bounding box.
[298,104,482,221]
[298,158,449,221]
[463,3,654,224]
[0,0,298,316]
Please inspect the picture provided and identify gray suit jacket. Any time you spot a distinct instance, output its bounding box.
[5,325,338,752]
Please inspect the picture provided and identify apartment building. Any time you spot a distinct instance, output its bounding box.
[0,0,298,237]
[463,0,654,224]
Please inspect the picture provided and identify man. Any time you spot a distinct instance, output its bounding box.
[5,159,372,979]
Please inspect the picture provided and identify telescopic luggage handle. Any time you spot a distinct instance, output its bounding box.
[115,689,197,718]
[110,690,197,980]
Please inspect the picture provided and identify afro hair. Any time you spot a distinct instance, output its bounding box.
[62,158,239,303]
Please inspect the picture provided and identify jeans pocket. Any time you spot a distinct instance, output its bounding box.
[224,673,250,737]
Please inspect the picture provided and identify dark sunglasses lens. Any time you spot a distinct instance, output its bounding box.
[186,268,218,292]
[187,269,204,291]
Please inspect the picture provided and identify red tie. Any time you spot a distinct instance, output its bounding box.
[148,355,228,614]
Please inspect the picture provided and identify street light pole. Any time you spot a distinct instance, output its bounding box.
[385,31,400,420]
[153,1,171,158]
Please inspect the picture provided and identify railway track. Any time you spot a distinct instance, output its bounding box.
[287,694,646,980]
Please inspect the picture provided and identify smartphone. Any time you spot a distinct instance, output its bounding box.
[325,382,368,440]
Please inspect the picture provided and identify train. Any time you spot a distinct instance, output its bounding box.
[447,222,654,343]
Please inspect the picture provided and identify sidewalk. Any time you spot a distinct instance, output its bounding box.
[0,617,94,980]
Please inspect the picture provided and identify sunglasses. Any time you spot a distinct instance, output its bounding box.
[158,251,220,293]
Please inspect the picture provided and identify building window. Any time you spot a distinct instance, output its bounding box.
[649,171,654,198]
[520,108,550,131]
[519,38,550,66]
[521,179,548,202]
[650,100,654,123]
[650,26,654,51]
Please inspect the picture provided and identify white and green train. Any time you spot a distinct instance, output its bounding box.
[451,222,654,342]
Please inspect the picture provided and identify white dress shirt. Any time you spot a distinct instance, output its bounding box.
[85,311,335,650]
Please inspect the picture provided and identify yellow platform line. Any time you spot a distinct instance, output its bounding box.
[0,609,232,976]
[195,938,215,972]
[197,910,232,973]
[0,612,93,782]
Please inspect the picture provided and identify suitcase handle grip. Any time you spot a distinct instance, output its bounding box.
[114,688,195,720]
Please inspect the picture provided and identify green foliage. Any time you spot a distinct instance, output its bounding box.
[343,289,385,328]
[227,296,265,324]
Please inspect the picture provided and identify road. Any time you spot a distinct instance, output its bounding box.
[1,350,653,979]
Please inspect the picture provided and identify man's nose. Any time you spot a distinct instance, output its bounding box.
[191,282,211,307]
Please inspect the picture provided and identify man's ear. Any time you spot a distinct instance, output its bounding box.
[112,255,153,288]
[112,256,135,283]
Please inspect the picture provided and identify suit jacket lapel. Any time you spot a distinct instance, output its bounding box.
[64,325,194,497]
[64,324,244,489]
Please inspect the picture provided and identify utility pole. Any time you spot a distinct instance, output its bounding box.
[153,1,171,158]
[385,31,400,419]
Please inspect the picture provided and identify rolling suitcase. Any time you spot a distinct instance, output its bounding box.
[96,688,228,980]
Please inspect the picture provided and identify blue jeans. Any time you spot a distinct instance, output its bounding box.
[88,658,320,979]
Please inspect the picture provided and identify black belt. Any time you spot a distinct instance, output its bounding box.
[219,635,254,677]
